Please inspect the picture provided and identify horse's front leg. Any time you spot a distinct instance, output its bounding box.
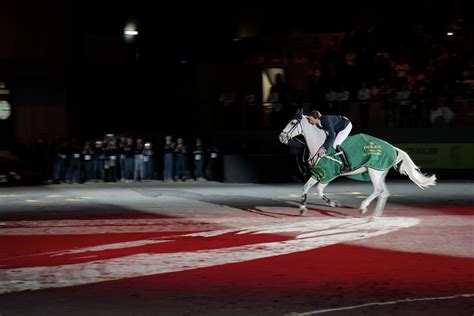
[316,182,341,208]
[300,177,318,215]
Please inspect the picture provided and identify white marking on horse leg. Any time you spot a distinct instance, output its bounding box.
[373,171,390,217]
[315,182,326,198]
[316,182,336,206]
[360,207,369,215]
[372,197,387,217]
[302,177,318,196]
[359,169,384,213]
[300,178,318,214]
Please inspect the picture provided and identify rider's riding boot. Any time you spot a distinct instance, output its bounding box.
[336,145,353,173]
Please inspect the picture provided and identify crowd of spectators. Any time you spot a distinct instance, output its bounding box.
[1,134,222,184]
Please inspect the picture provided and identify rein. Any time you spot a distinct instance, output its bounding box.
[283,119,319,176]
[283,117,340,176]
[290,136,309,176]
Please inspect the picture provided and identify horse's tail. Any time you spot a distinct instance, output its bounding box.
[393,146,437,189]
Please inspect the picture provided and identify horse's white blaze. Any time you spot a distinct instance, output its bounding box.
[0,217,418,294]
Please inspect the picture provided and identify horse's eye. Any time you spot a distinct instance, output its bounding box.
[291,122,296,125]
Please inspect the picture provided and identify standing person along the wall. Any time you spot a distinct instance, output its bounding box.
[118,137,127,182]
[193,138,206,181]
[163,135,175,182]
[123,138,135,182]
[82,141,95,182]
[143,142,154,180]
[174,137,189,181]
[105,141,118,182]
[133,138,145,182]
[93,140,105,182]
[66,138,81,184]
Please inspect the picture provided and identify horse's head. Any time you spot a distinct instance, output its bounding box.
[279,108,304,145]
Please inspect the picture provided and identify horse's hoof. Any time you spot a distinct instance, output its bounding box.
[299,206,307,216]
[329,201,340,208]
[359,207,368,214]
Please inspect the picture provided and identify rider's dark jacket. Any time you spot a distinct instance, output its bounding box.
[316,115,350,150]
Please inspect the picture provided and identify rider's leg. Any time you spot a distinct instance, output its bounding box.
[334,122,352,145]
[336,145,353,173]
[333,122,353,173]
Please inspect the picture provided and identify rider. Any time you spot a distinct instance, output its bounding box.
[306,110,353,173]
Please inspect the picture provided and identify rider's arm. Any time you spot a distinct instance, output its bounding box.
[322,117,336,150]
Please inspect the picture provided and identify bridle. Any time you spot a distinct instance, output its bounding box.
[280,118,303,145]
[281,114,326,176]
[281,117,311,176]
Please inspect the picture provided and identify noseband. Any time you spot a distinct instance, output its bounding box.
[281,118,305,145]
[282,118,310,175]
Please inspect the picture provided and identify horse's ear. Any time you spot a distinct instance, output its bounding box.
[295,107,303,120]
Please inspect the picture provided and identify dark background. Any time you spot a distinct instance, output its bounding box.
[0,0,472,145]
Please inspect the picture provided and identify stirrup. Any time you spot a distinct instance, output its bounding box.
[341,165,353,173]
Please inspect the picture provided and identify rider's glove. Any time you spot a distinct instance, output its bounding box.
[317,147,326,157]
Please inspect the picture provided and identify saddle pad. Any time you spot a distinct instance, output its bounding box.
[311,133,397,183]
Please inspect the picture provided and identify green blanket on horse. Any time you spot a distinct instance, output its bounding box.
[310,133,397,183]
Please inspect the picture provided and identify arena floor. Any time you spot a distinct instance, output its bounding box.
[0,179,473,315]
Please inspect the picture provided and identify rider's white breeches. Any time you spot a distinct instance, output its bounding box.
[333,122,352,149]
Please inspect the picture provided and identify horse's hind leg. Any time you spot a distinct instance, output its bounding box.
[359,169,385,215]
[372,171,390,217]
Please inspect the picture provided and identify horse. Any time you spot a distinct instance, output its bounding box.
[279,109,436,218]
